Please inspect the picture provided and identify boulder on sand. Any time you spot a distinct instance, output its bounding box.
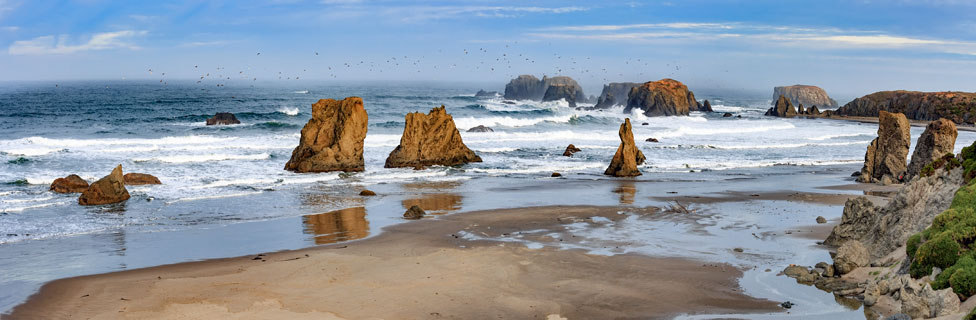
[605,119,646,177]
[563,144,581,157]
[833,240,869,275]
[857,111,911,184]
[206,112,240,125]
[765,95,797,117]
[905,118,957,180]
[625,79,703,117]
[50,174,89,193]
[123,173,161,185]
[285,97,368,173]
[78,165,130,205]
[385,106,482,168]
[403,205,426,219]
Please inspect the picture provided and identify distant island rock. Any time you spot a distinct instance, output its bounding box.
[605,119,645,177]
[542,84,580,108]
[835,90,976,124]
[624,79,706,117]
[285,97,368,173]
[385,106,482,168]
[772,85,838,109]
[765,95,798,117]
[594,82,641,109]
[474,90,498,97]
[78,165,130,205]
[206,112,240,125]
[503,74,587,103]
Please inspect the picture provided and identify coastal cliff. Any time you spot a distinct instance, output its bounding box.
[835,90,976,124]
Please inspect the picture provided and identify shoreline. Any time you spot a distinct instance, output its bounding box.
[5,205,780,319]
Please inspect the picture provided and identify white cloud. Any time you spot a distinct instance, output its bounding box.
[179,40,232,47]
[8,30,147,55]
[1,26,17,31]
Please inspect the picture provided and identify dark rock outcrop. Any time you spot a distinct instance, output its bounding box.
[403,205,426,219]
[78,165,130,205]
[206,112,240,125]
[700,100,713,112]
[834,90,976,124]
[542,84,579,108]
[467,125,493,132]
[503,75,586,102]
[285,97,368,173]
[772,85,838,109]
[385,106,482,168]
[797,104,806,115]
[625,79,702,117]
[594,82,641,109]
[551,172,562,177]
[722,112,733,118]
[563,144,581,157]
[359,189,376,196]
[857,111,911,184]
[765,95,797,117]
[123,173,161,185]
[808,106,822,116]
[474,90,498,97]
[906,119,958,181]
[50,174,89,193]
[605,119,645,177]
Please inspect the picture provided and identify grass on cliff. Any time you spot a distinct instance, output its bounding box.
[909,141,976,299]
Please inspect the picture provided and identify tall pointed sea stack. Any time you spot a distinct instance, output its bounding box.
[765,95,797,117]
[857,111,911,184]
[906,118,957,180]
[78,165,130,205]
[385,106,482,168]
[285,97,368,173]
[605,118,646,177]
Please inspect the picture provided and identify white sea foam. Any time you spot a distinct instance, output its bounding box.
[806,133,872,141]
[134,153,270,164]
[293,90,309,94]
[165,191,265,204]
[277,107,300,116]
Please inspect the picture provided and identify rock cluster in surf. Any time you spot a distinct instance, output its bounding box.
[206,112,240,125]
[285,97,368,173]
[604,119,645,177]
[764,95,797,117]
[624,79,707,117]
[503,74,587,103]
[385,105,482,168]
[78,165,130,205]
[857,111,911,184]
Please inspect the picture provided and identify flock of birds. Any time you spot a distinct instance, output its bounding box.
[131,43,687,88]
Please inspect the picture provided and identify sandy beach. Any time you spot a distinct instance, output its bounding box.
[6,206,779,319]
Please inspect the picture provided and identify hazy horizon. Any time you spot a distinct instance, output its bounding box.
[1,0,974,98]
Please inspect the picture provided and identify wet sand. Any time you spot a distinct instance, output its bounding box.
[6,206,778,320]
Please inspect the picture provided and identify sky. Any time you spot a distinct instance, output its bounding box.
[0,0,974,97]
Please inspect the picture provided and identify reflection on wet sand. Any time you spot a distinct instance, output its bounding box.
[401,194,463,215]
[612,181,637,205]
[302,207,369,245]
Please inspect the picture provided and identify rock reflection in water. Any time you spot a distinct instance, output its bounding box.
[401,194,463,215]
[302,207,369,245]
[612,181,637,205]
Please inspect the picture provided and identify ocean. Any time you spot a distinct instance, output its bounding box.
[1,80,973,317]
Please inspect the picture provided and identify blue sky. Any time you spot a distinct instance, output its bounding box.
[0,0,974,97]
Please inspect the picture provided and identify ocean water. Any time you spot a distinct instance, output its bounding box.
[1,80,975,316]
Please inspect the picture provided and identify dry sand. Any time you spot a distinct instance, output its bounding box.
[6,206,778,320]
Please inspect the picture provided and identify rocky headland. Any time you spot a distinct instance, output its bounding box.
[835,90,976,124]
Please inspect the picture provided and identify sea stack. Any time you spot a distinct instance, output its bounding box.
[78,165,130,205]
[503,74,586,102]
[205,112,241,125]
[765,95,797,117]
[772,85,838,109]
[906,118,958,180]
[625,79,703,117]
[285,97,368,173]
[594,82,641,109]
[835,90,976,124]
[50,174,89,193]
[857,111,911,184]
[605,119,646,177]
[385,106,482,168]
[542,84,579,108]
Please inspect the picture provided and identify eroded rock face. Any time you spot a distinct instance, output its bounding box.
[833,241,869,275]
[50,174,89,193]
[503,75,586,102]
[123,173,161,185]
[604,119,646,177]
[206,112,240,125]
[624,79,702,117]
[858,111,911,184]
[765,95,797,117]
[772,85,838,108]
[78,165,130,205]
[825,167,963,262]
[835,90,976,124]
[594,82,641,109]
[906,119,958,181]
[542,84,579,108]
[285,97,368,173]
[385,106,482,168]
